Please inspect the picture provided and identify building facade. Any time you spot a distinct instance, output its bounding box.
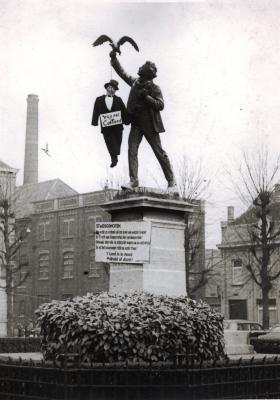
[218,196,280,326]
[0,160,18,336]
[13,189,115,333]
[184,199,206,300]
[204,248,223,312]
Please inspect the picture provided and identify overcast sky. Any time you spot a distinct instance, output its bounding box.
[1,0,280,247]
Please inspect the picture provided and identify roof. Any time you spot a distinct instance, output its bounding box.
[14,179,78,219]
[0,159,18,173]
[0,160,12,169]
[231,202,280,226]
[230,186,280,226]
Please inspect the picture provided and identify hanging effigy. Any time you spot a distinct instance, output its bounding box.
[91,35,139,168]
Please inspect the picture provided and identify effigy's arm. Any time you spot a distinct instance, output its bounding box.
[91,98,100,126]
[110,53,135,87]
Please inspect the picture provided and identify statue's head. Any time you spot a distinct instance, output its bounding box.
[138,61,157,79]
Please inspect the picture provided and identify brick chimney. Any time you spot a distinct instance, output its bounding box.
[23,94,39,184]
[227,206,234,222]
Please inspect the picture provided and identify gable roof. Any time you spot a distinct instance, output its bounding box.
[15,179,78,219]
[0,160,12,169]
[0,159,18,173]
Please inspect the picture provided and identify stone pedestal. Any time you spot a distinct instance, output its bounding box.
[101,191,193,296]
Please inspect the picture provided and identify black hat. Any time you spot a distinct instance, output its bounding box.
[104,79,119,90]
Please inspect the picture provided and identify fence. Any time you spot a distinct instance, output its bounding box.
[0,355,280,399]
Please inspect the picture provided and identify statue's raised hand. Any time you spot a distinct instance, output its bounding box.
[109,49,117,60]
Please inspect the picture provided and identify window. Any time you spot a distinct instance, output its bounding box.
[62,218,75,238]
[88,215,102,235]
[257,299,277,326]
[62,251,74,279]
[38,253,49,280]
[62,293,73,301]
[232,259,243,285]
[38,221,51,241]
[18,300,26,317]
[88,249,100,278]
[17,254,28,288]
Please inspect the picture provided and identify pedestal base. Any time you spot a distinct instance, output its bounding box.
[109,220,186,296]
[100,190,194,297]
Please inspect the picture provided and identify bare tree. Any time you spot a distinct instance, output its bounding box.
[0,175,30,336]
[228,147,280,329]
[175,155,214,297]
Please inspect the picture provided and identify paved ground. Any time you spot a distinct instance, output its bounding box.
[0,352,43,361]
[229,353,280,360]
[0,352,278,362]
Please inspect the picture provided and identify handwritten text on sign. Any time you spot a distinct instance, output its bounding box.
[95,221,151,263]
[100,111,122,128]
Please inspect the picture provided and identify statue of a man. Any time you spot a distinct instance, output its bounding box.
[110,50,176,191]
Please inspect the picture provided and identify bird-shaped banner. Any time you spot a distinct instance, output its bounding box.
[92,35,139,54]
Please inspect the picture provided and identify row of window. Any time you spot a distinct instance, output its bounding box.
[17,251,100,282]
[38,216,103,241]
[229,298,277,326]
[231,259,276,285]
[38,250,100,279]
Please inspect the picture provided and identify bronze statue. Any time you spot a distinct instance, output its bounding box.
[93,35,177,191]
[110,51,176,191]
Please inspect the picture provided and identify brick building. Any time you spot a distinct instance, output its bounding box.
[13,188,115,333]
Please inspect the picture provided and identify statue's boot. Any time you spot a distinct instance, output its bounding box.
[121,180,139,191]
[167,180,178,194]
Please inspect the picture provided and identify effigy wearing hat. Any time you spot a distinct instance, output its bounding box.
[104,79,119,90]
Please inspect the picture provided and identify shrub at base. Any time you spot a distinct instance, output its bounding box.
[36,292,225,363]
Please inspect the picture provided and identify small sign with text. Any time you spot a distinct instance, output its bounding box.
[95,221,151,264]
[100,111,122,128]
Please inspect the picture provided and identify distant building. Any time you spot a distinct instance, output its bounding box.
[0,160,18,336]
[204,249,223,312]
[187,200,206,300]
[218,193,280,325]
[14,179,78,219]
[13,188,115,333]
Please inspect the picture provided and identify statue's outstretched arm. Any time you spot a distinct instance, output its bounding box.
[110,52,135,87]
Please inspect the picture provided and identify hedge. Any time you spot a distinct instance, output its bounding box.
[251,332,280,353]
[36,291,225,363]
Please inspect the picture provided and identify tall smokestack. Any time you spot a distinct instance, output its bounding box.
[23,94,39,185]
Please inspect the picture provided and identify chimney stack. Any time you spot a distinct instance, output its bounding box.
[23,94,39,185]
[227,206,234,222]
